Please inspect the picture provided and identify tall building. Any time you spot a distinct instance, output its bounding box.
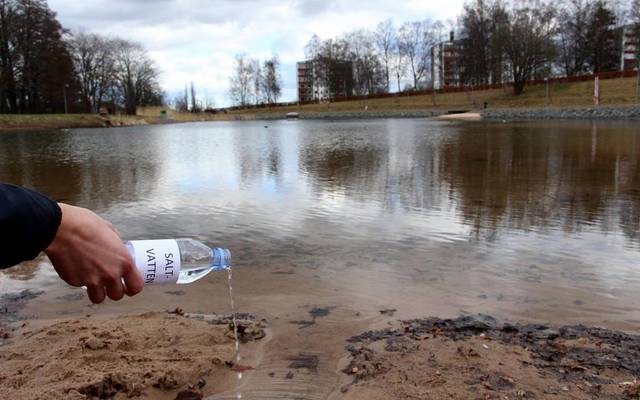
[297,61,316,102]
[620,25,639,71]
[297,60,354,102]
[431,32,463,90]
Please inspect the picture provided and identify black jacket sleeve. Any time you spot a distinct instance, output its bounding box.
[0,184,62,269]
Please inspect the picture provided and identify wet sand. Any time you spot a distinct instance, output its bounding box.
[3,252,640,399]
[0,311,267,400]
[342,315,640,400]
[0,312,236,399]
[433,112,483,121]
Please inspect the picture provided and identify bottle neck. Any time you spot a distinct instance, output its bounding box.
[212,247,232,271]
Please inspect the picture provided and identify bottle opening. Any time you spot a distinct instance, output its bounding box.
[213,247,232,271]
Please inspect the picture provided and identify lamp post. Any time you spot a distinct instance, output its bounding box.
[63,84,70,114]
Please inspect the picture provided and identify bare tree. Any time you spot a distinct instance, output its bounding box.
[1,1,163,115]
[252,58,263,104]
[1,0,77,113]
[190,81,200,112]
[499,1,557,95]
[172,85,188,112]
[203,91,215,110]
[229,54,253,106]
[344,29,385,95]
[305,36,354,99]
[633,0,640,58]
[459,0,509,86]
[262,55,281,104]
[304,34,322,60]
[633,0,640,26]
[607,0,628,25]
[0,0,18,112]
[68,33,117,113]
[375,19,396,92]
[557,0,593,76]
[392,38,406,92]
[398,20,438,89]
[113,39,162,114]
[398,21,426,89]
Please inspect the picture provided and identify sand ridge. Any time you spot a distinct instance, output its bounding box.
[0,311,267,400]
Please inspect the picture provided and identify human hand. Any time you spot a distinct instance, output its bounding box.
[45,203,143,303]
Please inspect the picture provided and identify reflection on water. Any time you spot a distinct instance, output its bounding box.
[441,122,640,242]
[1,119,639,318]
[3,119,640,399]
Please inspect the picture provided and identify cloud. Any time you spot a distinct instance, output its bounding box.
[49,0,464,107]
[293,0,335,16]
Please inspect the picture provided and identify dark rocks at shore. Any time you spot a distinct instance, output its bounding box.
[346,314,640,387]
[174,389,203,400]
[251,105,640,122]
[0,290,44,346]
[290,305,337,329]
[286,353,320,372]
[0,289,44,327]
[184,312,268,343]
[484,105,640,121]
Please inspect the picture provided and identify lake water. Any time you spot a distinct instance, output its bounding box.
[1,119,640,398]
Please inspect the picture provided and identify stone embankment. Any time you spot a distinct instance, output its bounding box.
[254,105,640,122]
[484,105,640,121]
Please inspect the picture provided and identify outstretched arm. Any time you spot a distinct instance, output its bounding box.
[0,184,62,268]
[0,184,143,303]
[45,203,144,303]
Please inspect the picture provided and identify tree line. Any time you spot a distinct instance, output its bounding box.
[172,82,217,113]
[296,0,640,100]
[0,0,162,114]
[228,54,282,107]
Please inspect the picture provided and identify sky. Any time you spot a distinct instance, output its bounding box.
[48,0,465,107]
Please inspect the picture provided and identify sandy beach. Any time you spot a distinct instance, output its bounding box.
[3,304,640,399]
[0,310,267,400]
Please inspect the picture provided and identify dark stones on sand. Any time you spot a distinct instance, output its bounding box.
[286,353,319,372]
[346,314,640,387]
[174,389,203,400]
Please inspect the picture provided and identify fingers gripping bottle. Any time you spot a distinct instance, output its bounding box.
[125,238,231,284]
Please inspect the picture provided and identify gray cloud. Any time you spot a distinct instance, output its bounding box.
[49,0,464,106]
[294,0,335,16]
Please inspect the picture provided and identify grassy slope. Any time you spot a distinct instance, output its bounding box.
[223,76,640,117]
[3,77,638,130]
[0,114,153,131]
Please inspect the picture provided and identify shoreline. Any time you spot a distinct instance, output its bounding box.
[251,104,640,122]
[0,114,177,132]
[484,104,640,121]
[0,300,268,400]
[3,299,640,399]
[2,104,640,132]
[3,250,640,399]
[341,315,640,399]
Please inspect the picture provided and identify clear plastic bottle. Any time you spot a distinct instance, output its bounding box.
[125,238,231,284]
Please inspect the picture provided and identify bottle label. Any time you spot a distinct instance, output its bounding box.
[130,240,181,284]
